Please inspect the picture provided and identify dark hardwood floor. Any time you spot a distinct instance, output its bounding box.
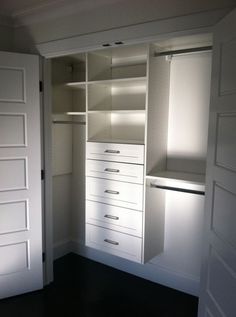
[0,253,198,317]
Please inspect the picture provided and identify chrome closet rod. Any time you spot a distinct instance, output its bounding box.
[154,46,212,57]
[52,121,86,125]
[150,183,205,196]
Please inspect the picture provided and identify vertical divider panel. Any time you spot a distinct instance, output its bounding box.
[143,44,170,262]
[146,46,170,175]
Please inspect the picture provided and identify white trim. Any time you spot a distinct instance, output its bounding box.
[53,239,72,260]
[42,59,54,283]
[37,9,230,58]
[71,239,200,296]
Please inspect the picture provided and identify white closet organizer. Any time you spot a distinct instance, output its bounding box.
[51,34,212,265]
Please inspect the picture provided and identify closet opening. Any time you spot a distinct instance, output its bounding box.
[48,32,213,295]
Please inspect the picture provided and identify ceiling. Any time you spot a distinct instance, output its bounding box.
[0,0,57,16]
[0,0,235,27]
[0,0,123,18]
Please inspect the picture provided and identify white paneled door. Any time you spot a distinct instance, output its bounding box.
[198,9,236,317]
[0,52,43,298]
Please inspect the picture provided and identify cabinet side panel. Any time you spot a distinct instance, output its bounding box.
[71,124,86,243]
[146,54,170,175]
[144,180,165,262]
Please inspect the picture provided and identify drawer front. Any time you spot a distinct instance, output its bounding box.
[86,142,144,164]
[86,177,143,211]
[86,200,143,237]
[86,160,144,184]
[86,224,142,263]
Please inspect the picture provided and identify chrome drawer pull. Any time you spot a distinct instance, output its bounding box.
[104,168,120,173]
[104,214,119,220]
[104,238,119,246]
[104,190,119,195]
[104,149,120,154]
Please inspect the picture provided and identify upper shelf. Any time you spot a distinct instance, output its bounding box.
[65,82,86,88]
[146,171,205,194]
[65,76,147,88]
[87,76,147,85]
[87,137,145,145]
[88,109,146,114]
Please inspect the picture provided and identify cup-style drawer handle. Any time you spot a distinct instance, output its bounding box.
[104,168,120,173]
[104,238,119,246]
[104,150,120,154]
[104,190,119,195]
[104,214,119,220]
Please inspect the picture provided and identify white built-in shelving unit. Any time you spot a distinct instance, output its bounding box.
[51,33,212,264]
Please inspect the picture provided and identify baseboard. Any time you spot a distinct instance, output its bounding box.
[53,239,72,260]
[70,239,200,297]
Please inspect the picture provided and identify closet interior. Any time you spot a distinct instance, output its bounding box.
[51,32,212,275]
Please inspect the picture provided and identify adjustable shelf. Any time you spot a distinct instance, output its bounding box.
[87,76,147,85]
[87,110,145,114]
[87,137,144,145]
[65,82,86,88]
[66,112,86,115]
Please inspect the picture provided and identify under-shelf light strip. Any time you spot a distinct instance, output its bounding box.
[66,112,86,115]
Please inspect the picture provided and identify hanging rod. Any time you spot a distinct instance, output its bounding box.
[150,183,205,196]
[52,120,86,125]
[154,46,212,57]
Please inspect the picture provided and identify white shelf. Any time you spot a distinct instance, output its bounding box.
[66,112,86,115]
[88,76,147,85]
[87,138,144,145]
[146,171,205,193]
[88,109,145,114]
[66,77,147,88]
[65,82,86,88]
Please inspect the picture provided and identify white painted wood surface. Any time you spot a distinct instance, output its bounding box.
[86,177,143,211]
[198,8,236,317]
[146,50,170,175]
[86,159,144,184]
[0,51,43,299]
[86,223,142,263]
[86,200,142,237]
[86,142,144,164]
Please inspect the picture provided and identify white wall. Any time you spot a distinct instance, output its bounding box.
[53,174,72,259]
[0,21,13,51]
[167,52,212,173]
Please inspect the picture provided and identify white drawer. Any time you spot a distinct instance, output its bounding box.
[86,142,144,164]
[86,224,142,263]
[86,200,143,237]
[86,160,144,184]
[86,177,143,211]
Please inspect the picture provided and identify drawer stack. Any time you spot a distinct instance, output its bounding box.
[85,142,144,263]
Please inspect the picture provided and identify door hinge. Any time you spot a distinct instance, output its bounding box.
[39,80,43,92]
[42,252,46,263]
[41,170,45,180]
